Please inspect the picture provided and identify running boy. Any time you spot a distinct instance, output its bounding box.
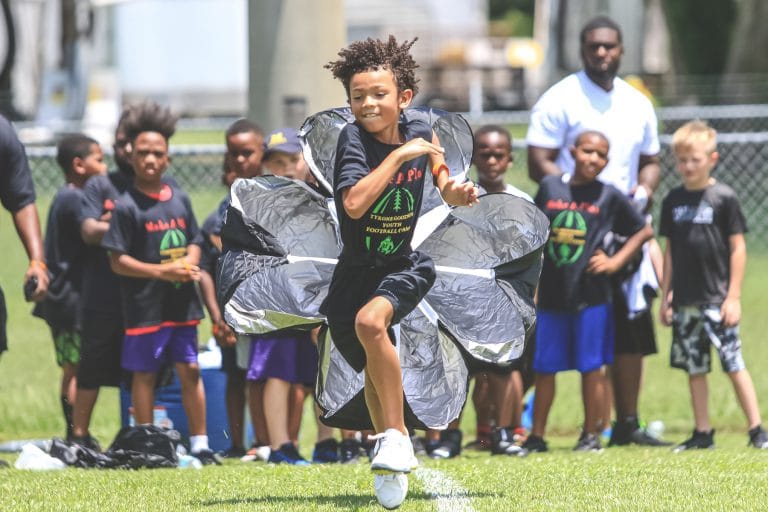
[524,131,652,453]
[659,120,768,451]
[322,36,477,508]
[34,134,106,439]
[101,103,220,464]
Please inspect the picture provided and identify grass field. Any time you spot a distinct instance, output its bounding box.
[1,186,768,511]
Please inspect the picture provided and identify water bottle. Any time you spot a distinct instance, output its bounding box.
[178,454,202,469]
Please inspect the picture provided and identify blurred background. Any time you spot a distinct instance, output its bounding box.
[2,0,767,243]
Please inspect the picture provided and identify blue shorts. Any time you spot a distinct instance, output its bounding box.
[533,304,614,373]
[122,325,198,373]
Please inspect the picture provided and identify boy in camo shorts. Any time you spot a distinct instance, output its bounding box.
[659,120,768,451]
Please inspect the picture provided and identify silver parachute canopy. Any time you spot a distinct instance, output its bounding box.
[217,107,549,430]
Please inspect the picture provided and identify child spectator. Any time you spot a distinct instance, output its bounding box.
[244,127,337,464]
[101,103,220,465]
[524,130,652,453]
[323,36,477,508]
[34,134,106,439]
[659,120,768,451]
[428,125,533,458]
[73,109,137,450]
[198,118,264,458]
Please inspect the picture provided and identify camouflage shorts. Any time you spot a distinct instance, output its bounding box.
[52,328,81,367]
[671,305,745,375]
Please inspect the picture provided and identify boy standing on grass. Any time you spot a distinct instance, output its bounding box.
[322,36,477,508]
[659,120,768,451]
[34,135,107,439]
[101,103,220,465]
[525,131,652,453]
[198,118,264,459]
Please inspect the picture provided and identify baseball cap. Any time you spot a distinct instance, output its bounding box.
[263,128,302,158]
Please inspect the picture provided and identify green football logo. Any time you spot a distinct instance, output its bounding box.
[547,210,587,267]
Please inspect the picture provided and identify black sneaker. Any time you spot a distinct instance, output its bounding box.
[491,427,527,457]
[573,432,603,452]
[267,443,309,465]
[221,445,246,458]
[193,448,223,466]
[312,438,339,463]
[428,429,463,459]
[67,434,101,452]
[609,418,672,447]
[410,435,427,456]
[673,429,715,453]
[339,438,362,464]
[748,426,768,449]
[521,434,548,453]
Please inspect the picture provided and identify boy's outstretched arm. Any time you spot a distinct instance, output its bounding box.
[108,251,201,283]
[431,132,478,207]
[586,224,653,276]
[342,137,444,219]
[721,233,745,327]
[659,238,674,326]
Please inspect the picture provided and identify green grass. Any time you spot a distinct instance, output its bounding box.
[2,190,768,510]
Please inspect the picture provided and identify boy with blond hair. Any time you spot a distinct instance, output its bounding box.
[660,120,768,451]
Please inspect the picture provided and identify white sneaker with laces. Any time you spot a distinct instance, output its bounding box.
[370,428,418,474]
[374,472,409,509]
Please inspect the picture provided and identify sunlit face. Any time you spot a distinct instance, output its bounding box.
[263,151,308,181]
[227,131,263,179]
[581,27,623,83]
[570,133,609,184]
[131,131,169,186]
[674,144,718,190]
[81,143,108,177]
[348,68,412,144]
[473,131,512,189]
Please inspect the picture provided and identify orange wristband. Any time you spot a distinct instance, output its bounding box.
[432,163,449,178]
[30,259,47,271]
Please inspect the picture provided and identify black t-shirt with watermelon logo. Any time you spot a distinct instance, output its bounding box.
[534,175,646,312]
[101,185,203,330]
[333,118,431,266]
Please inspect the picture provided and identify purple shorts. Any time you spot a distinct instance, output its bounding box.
[122,325,198,373]
[246,330,318,385]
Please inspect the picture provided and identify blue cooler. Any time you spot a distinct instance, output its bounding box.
[119,340,230,452]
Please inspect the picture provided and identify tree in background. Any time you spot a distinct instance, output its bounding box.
[488,0,535,37]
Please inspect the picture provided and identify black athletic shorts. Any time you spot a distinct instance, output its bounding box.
[612,287,657,356]
[78,310,124,388]
[323,251,436,373]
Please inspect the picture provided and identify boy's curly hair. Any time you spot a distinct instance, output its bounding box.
[325,35,420,97]
[122,101,179,143]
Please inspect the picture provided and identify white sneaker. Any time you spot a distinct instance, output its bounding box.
[370,429,418,474]
[374,472,408,509]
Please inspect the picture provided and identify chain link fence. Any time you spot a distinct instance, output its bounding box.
[25,106,768,248]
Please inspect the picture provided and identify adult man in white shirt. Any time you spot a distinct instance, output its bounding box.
[526,16,669,447]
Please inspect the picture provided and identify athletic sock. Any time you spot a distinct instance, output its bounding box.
[61,396,74,439]
[190,435,210,453]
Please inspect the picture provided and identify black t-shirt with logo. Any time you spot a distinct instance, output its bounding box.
[34,185,95,329]
[101,185,203,330]
[333,119,431,266]
[659,182,747,307]
[535,175,646,312]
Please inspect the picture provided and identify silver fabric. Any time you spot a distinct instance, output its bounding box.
[218,109,549,429]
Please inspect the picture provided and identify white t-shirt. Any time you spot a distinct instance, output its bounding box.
[526,71,660,195]
[477,183,533,203]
